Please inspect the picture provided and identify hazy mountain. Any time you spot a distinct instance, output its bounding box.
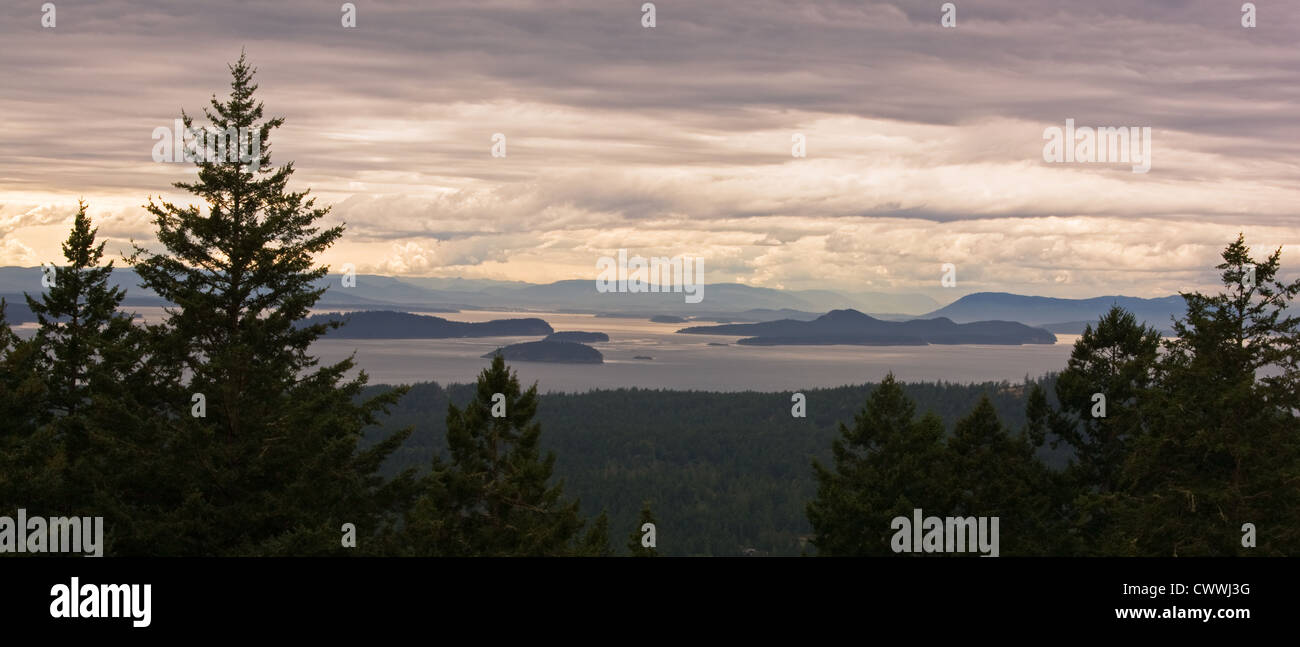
[923,292,1187,332]
[4,267,1199,333]
[393,276,531,292]
[819,290,941,315]
[730,308,823,322]
[678,309,1056,346]
[0,266,165,307]
[317,275,937,315]
[309,274,470,309]
[0,266,939,316]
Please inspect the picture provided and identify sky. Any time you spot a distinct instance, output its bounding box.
[1,0,1297,302]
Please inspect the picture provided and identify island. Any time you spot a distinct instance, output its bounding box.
[544,331,610,343]
[650,315,688,324]
[676,309,1056,346]
[633,355,654,360]
[482,341,604,364]
[300,310,553,338]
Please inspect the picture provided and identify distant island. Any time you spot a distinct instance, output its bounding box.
[301,310,553,338]
[482,341,604,364]
[677,309,1056,346]
[633,355,654,360]
[650,315,688,324]
[544,331,610,343]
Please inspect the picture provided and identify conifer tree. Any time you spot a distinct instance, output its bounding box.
[1035,306,1162,553]
[807,374,953,556]
[580,511,613,557]
[405,355,602,556]
[626,501,659,556]
[948,395,1060,555]
[126,53,413,555]
[1053,306,1162,492]
[24,201,135,463]
[1119,235,1300,555]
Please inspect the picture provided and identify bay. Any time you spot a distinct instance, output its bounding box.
[308,309,1079,392]
[64,307,1079,392]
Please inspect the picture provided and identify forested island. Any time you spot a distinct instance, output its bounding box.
[482,340,604,364]
[677,309,1056,345]
[301,310,553,338]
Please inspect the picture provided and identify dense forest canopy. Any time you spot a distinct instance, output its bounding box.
[359,377,1057,556]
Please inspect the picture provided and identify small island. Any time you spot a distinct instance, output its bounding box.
[544,331,610,343]
[633,355,654,360]
[650,315,688,324]
[482,341,604,364]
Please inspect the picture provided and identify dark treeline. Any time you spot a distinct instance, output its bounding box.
[804,244,1300,557]
[361,379,1060,556]
[2,55,1297,557]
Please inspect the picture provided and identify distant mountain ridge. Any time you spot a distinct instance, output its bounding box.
[0,267,1202,333]
[923,292,1187,333]
[0,267,937,316]
[678,309,1056,346]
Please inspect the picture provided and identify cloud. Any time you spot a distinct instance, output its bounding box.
[0,237,39,267]
[2,0,1298,298]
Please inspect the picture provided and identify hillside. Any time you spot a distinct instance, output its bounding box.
[361,376,1063,556]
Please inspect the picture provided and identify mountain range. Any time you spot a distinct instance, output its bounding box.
[0,266,1198,333]
[921,292,1188,334]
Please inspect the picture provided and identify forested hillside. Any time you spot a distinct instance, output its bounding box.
[361,377,1060,555]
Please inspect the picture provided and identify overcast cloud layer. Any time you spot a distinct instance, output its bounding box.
[1,0,1297,301]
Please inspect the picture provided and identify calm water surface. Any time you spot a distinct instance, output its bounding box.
[24,307,1079,392]
[309,309,1080,392]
